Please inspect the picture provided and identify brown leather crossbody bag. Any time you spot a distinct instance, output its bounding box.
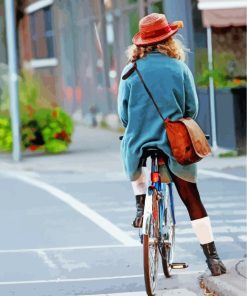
[122,63,211,165]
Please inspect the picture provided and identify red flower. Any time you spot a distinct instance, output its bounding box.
[29,145,38,151]
[52,110,57,118]
[27,105,35,117]
[54,130,69,141]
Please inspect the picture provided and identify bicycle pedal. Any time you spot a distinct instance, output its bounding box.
[170,263,188,269]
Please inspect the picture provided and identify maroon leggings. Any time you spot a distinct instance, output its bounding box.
[168,169,208,221]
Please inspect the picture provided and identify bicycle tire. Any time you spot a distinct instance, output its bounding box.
[143,191,159,296]
[161,188,175,278]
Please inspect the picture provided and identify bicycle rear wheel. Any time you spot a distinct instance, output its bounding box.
[143,191,159,296]
[161,187,175,278]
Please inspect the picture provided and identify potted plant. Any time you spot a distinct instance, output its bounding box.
[195,49,246,154]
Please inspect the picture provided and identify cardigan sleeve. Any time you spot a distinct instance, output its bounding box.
[117,76,130,128]
[184,66,199,119]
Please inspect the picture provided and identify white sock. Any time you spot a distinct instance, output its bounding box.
[191,216,214,245]
[131,169,147,195]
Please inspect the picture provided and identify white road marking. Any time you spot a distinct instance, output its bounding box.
[0,271,203,286]
[0,234,237,254]
[102,202,245,213]
[201,196,245,201]
[0,244,141,254]
[238,235,247,242]
[197,202,245,209]
[210,236,235,242]
[198,169,247,182]
[175,209,247,216]
[36,250,57,269]
[210,210,247,216]
[82,289,198,296]
[53,252,90,272]
[177,225,246,234]
[178,219,246,225]
[83,293,148,296]
[2,172,139,247]
[175,236,234,243]
[104,202,245,214]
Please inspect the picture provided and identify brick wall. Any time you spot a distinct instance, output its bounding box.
[18,0,57,103]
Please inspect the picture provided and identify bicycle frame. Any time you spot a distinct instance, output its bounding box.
[142,154,176,237]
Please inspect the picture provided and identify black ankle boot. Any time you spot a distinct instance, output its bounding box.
[201,241,227,276]
[132,194,145,228]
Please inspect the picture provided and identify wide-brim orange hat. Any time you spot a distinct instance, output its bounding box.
[132,13,183,46]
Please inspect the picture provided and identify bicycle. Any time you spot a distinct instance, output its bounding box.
[139,147,187,296]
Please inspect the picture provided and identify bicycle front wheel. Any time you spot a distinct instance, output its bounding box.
[143,191,159,296]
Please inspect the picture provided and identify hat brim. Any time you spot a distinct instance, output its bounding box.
[132,27,179,46]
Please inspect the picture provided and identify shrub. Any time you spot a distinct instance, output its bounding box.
[195,49,247,89]
[0,72,74,153]
[38,107,73,153]
[0,116,12,151]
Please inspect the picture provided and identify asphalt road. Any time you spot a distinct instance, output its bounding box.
[0,165,246,296]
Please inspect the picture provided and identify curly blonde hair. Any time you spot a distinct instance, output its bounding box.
[126,37,187,62]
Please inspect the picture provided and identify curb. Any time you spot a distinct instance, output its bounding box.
[200,258,247,296]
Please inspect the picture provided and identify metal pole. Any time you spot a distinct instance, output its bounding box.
[164,0,195,74]
[139,0,145,18]
[207,26,218,153]
[5,0,21,161]
[99,0,113,113]
[4,0,21,161]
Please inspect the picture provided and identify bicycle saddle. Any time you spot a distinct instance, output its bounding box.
[142,147,165,157]
[139,147,167,167]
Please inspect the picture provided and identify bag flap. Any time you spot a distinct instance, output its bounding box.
[178,118,212,157]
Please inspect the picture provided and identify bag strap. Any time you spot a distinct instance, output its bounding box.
[134,63,166,121]
[122,62,166,121]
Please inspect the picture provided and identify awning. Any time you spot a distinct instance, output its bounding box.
[197,0,247,27]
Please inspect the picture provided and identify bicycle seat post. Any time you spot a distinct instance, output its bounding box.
[151,153,159,184]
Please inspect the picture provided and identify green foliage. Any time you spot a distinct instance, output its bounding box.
[128,0,139,41]
[151,1,163,13]
[40,107,73,153]
[100,119,108,129]
[195,49,247,89]
[0,116,12,151]
[218,151,238,158]
[21,107,74,153]
[1,72,56,116]
[44,140,68,154]
[128,11,139,41]
[0,72,74,154]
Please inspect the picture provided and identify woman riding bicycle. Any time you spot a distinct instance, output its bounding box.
[117,13,226,276]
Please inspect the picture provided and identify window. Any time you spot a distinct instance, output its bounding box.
[29,6,55,59]
[30,13,38,58]
[44,6,55,58]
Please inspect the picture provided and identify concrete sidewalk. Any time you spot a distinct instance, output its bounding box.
[0,124,246,175]
[0,124,122,175]
[201,257,247,296]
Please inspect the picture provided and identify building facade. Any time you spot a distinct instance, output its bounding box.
[1,0,245,151]
[15,0,195,118]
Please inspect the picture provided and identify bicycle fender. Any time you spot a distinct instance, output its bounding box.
[142,193,153,235]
